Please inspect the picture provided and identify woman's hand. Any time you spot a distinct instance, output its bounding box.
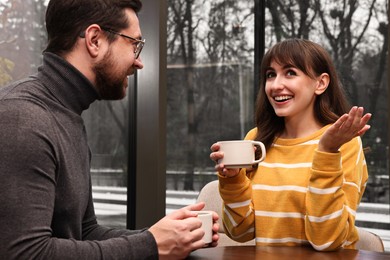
[318,106,371,153]
[210,142,240,178]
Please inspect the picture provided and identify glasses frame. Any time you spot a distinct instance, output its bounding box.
[102,28,145,59]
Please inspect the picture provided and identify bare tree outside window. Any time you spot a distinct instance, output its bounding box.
[0,0,47,84]
[166,0,255,191]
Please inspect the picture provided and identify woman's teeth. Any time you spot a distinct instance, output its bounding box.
[274,96,292,102]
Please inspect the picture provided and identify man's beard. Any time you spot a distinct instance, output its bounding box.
[93,49,129,100]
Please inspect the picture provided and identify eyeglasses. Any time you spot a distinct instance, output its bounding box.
[102,28,145,59]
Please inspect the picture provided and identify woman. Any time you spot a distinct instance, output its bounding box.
[210,38,371,251]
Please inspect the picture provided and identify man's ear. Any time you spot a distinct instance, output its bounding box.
[83,25,104,58]
[315,73,330,95]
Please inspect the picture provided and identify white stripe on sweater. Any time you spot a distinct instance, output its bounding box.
[253,184,307,193]
[272,140,319,147]
[310,240,334,251]
[308,186,340,194]
[255,211,305,218]
[224,207,238,227]
[346,205,356,217]
[344,180,359,191]
[224,206,253,227]
[260,162,312,168]
[307,207,343,222]
[226,199,251,209]
[356,138,362,165]
[256,237,308,244]
[228,227,255,240]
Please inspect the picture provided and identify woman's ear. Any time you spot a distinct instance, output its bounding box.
[83,25,104,58]
[315,73,330,95]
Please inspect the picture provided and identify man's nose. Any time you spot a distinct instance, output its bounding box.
[134,57,144,69]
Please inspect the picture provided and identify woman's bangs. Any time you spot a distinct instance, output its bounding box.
[269,43,306,73]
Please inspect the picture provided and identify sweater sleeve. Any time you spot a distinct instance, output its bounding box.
[305,137,368,251]
[0,100,158,259]
[218,171,256,242]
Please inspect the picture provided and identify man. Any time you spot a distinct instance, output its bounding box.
[0,0,219,259]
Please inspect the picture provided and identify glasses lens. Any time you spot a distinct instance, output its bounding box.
[135,41,144,59]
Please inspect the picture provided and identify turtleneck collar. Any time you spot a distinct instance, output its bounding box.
[36,52,100,115]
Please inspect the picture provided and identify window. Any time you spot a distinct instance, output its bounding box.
[166,0,255,192]
[165,0,389,249]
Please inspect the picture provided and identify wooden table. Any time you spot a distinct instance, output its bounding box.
[187,246,390,260]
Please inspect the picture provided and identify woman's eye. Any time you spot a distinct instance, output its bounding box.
[286,70,297,76]
[266,71,275,78]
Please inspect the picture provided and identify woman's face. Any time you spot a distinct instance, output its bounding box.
[264,60,321,122]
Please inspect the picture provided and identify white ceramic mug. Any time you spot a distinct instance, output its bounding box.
[217,140,266,168]
[193,211,213,244]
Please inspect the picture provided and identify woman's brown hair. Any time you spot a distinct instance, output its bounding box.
[254,38,351,150]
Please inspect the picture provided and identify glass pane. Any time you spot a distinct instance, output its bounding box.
[83,100,128,228]
[0,0,47,84]
[166,0,255,203]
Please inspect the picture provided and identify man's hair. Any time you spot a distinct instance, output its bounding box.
[44,0,142,55]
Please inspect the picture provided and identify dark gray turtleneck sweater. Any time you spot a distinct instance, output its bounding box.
[0,53,158,259]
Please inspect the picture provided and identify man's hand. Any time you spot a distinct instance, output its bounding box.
[149,202,219,260]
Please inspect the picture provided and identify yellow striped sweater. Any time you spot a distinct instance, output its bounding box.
[218,125,368,251]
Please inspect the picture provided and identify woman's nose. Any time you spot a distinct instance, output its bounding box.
[269,76,285,90]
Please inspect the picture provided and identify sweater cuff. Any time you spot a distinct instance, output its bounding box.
[218,169,247,185]
[128,230,159,259]
[312,149,342,173]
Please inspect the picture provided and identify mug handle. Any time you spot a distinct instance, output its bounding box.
[251,141,266,164]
